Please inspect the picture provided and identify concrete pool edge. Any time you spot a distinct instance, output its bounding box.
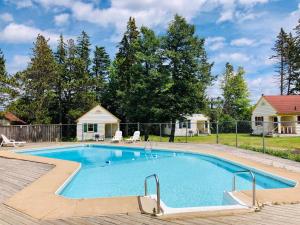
[1,142,300,219]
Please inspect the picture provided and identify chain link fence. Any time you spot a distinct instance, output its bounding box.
[1,121,300,160]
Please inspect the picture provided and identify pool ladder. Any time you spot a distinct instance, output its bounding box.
[144,174,161,215]
[232,170,256,207]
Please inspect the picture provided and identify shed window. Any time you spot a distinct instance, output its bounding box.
[255,117,264,126]
[83,123,98,133]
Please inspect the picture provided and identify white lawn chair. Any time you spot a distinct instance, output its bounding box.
[0,134,26,147]
[111,131,123,143]
[126,131,141,143]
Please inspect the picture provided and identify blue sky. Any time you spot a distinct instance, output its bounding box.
[0,0,300,102]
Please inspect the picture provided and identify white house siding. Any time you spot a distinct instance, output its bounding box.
[76,105,120,141]
[163,114,210,136]
[251,97,277,135]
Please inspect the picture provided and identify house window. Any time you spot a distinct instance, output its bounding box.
[298,116,300,124]
[88,124,94,132]
[179,121,183,129]
[255,117,264,126]
[187,120,191,129]
[205,121,208,129]
[83,123,98,133]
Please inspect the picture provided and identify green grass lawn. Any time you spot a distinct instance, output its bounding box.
[146,133,300,150]
[143,133,300,161]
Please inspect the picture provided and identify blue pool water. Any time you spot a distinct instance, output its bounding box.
[21,145,295,208]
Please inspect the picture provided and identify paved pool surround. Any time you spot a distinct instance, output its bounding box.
[1,142,300,219]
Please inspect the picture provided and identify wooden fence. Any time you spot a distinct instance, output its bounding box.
[0,124,62,142]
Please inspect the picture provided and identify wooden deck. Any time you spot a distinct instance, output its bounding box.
[1,156,300,224]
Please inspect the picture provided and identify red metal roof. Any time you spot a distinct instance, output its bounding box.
[4,112,26,124]
[263,95,300,114]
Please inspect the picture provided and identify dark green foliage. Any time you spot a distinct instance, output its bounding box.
[10,35,58,123]
[2,15,254,128]
[221,63,251,121]
[106,17,141,122]
[162,15,213,141]
[271,24,300,95]
[0,49,17,108]
[92,46,110,101]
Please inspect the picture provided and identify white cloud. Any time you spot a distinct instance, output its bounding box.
[218,10,234,23]
[230,38,255,46]
[5,0,33,8]
[214,52,250,63]
[206,36,226,51]
[7,0,269,40]
[247,74,278,101]
[54,13,70,26]
[7,55,30,74]
[0,23,61,45]
[0,13,14,22]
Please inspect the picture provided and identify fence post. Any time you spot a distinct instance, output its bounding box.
[235,120,238,147]
[216,121,219,144]
[159,123,162,142]
[60,123,62,142]
[262,122,265,153]
[185,122,188,143]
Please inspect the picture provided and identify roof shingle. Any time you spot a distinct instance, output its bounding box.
[263,95,300,114]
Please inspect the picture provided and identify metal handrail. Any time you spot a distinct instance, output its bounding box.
[144,174,161,214]
[232,170,256,207]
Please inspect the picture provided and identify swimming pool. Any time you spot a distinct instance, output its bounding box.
[21,145,295,210]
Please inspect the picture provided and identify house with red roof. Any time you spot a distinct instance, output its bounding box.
[252,95,300,136]
[0,112,26,126]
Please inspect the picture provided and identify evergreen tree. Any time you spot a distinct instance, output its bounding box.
[77,31,91,73]
[92,46,110,102]
[285,33,298,94]
[162,15,213,142]
[109,17,141,122]
[54,34,67,123]
[271,28,289,95]
[0,49,12,108]
[221,63,251,120]
[14,35,58,123]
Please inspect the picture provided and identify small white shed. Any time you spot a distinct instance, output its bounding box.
[76,105,120,141]
[163,114,210,136]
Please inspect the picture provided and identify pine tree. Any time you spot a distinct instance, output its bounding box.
[271,28,289,95]
[110,17,141,122]
[162,15,213,142]
[0,49,9,108]
[54,34,67,123]
[12,35,58,123]
[77,31,91,73]
[92,46,110,102]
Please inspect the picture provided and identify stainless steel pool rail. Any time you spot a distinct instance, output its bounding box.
[144,174,161,214]
[232,170,256,207]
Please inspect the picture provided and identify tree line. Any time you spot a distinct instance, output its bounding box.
[0,15,252,139]
[272,21,300,95]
